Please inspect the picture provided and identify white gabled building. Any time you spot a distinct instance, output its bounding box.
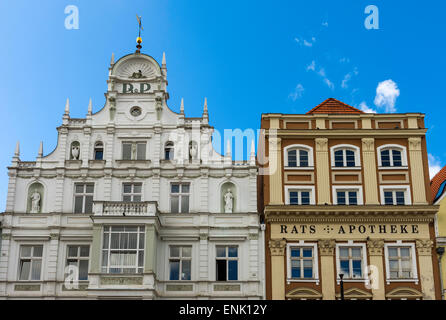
[0,46,264,299]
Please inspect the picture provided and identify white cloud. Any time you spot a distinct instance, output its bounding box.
[429,154,443,179]
[295,36,316,47]
[306,62,334,90]
[358,101,376,113]
[342,73,352,89]
[322,22,328,27]
[374,79,400,113]
[339,57,350,63]
[289,84,305,101]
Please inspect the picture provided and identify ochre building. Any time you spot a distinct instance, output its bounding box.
[258,98,441,300]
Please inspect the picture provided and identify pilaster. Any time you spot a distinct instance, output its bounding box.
[269,239,286,300]
[408,137,427,204]
[315,138,331,204]
[367,239,385,300]
[318,239,336,300]
[362,138,379,204]
[416,239,436,300]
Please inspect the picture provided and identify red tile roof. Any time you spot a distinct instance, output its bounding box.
[306,98,365,115]
[431,165,446,203]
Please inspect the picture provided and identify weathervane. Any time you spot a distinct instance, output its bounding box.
[136,14,144,53]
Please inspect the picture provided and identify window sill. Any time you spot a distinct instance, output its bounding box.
[336,278,368,284]
[386,278,419,285]
[284,167,315,171]
[287,279,320,285]
[378,166,408,170]
[331,167,362,170]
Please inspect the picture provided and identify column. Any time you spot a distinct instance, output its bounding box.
[362,138,380,205]
[89,225,103,274]
[367,239,385,300]
[315,138,331,204]
[416,239,436,300]
[268,137,283,205]
[318,240,336,300]
[269,239,286,300]
[408,138,427,204]
[144,225,157,274]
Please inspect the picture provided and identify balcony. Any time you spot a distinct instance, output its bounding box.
[93,201,157,216]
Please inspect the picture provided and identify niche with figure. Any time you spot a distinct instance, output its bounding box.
[189,141,198,161]
[70,141,81,160]
[221,182,236,213]
[27,182,44,213]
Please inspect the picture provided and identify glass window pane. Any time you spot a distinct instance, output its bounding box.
[33,246,43,257]
[79,260,89,280]
[171,184,180,193]
[346,150,355,167]
[85,196,93,213]
[289,192,299,205]
[352,260,362,277]
[228,260,238,280]
[169,261,180,280]
[110,233,119,249]
[136,143,146,160]
[299,150,309,167]
[348,192,358,205]
[133,184,142,194]
[291,266,301,278]
[170,246,180,257]
[75,184,84,193]
[216,260,227,281]
[182,247,192,258]
[122,143,132,160]
[340,260,350,275]
[80,246,90,257]
[182,260,191,280]
[400,248,410,257]
[288,150,297,167]
[334,150,344,167]
[181,195,189,213]
[21,246,32,257]
[181,184,190,193]
[138,251,144,267]
[123,195,131,202]
[381,150,391,167]
[384,192,394,205]
[139,234,145,249]
[68,246,78,257]
[101,250,108,269]
[303,248,313,257]
[31,260,42,280]
[396,192,405,205]
[303,267,313,278]
[301,192,310,205]
[389,260,399,270]
[19,260,31,280]
[95,150,103,160]
[388,248,398,257]
[216,246,226,257]
[228,247,238,257]
[291,248,300,257]
[128,233,137,249]
[133,195,141,202]
[401,260,411,270]
[171,196,179,213]
[74,196,84,213]
[86,185,94,194]
[123,184,132,193]
[339,248,349,258]
[337,192,346,205]
[392,150,402,166]
[351,248,361,257]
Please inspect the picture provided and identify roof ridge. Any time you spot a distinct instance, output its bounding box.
[306,98,364,115]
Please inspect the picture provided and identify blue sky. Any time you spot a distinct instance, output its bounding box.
[0,0,445,211]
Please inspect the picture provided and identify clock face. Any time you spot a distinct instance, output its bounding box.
[130,106,142,117]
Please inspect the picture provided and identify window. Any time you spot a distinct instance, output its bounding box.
[386,246,416,280]
[122,142,146,160]
[380,186,411,205]
[101,226,145,274]
[94,142,104,160]
[331,145,360,168]
[169,246,192,281]
[165,141,174,160]
[284,145,313,168]
[170,183,190,213]
[18,245,43,280]
[216,246,238,281]
[285,187,315,205]
[377,145,407,168]
[337,245,366,280]
[74,183,94,213]
[123,183,142,202]
[66,245,90,280]
[333,187,363,205]
[288,246,316,279]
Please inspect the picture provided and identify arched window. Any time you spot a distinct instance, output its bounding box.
[330,145,360,168]
[94,142,104,160]
[377,145,407,168]
[284,145,314,168]
[165,141,174,160]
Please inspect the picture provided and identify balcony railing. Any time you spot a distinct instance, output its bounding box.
[93,201,157,216]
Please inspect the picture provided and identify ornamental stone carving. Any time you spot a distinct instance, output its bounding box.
[269,239,286,256]
[408,137,422,151]
[224,190,234,213]
[315,138,328,152]
[367,239,384,256]
[361,138,375,153]
[416,239,433,256]
[318,239,336,255]
[30,190,41,213]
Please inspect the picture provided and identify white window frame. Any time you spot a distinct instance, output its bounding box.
[284,144,314,169]
[330,144,361,169]
[377,144,408,169]
[332,186,364,205]
[122,141,147,160]
[93,141,104,160]
[65,244,90,281]
[122,182,143,202]
[336,242,368,283]
[215,245,239,282]
[286,242,319,284]
[380,185,412,205]
[384,242,418,284]
[170,182,191,213]
[17,244,44,281]
[168,245,192,281]
[284,186,316,205]
[73,183,94,214]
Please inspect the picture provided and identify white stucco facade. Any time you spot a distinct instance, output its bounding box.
[0,50,264,299]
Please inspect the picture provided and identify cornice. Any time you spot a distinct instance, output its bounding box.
[264,129,427,138]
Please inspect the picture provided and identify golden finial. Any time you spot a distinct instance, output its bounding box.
[136,14,143,53]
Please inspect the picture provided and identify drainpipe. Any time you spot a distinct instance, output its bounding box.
[437,247,445,300]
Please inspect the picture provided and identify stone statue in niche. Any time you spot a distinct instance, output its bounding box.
[71,144,80,160]
[30,191,41,213]
[189,143,198,160]
[224,189,234,213]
